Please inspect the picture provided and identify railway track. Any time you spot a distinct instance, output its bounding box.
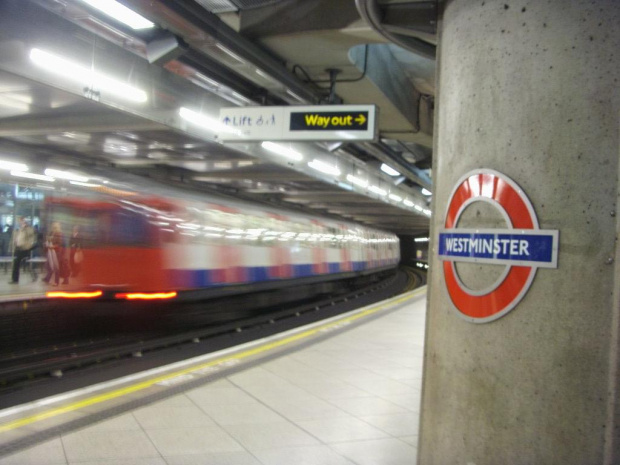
[0,268,414,404]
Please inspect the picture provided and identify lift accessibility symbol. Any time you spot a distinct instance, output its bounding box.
[437,169,559,323]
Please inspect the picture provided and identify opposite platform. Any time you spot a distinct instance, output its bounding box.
[0,288,427,465]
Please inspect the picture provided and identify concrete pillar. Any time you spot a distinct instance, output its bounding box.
[419,1,620,464]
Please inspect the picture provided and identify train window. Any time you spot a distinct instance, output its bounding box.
[106,211,150,246]
[242,213,263,246]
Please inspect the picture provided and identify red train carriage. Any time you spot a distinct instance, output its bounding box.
[42,180,400,301]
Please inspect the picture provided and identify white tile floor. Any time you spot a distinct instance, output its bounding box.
[0,294,426,465]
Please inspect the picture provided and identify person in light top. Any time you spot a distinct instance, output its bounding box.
[9,217,36,284]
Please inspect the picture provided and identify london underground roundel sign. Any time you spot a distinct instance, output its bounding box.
[438,169,559,323]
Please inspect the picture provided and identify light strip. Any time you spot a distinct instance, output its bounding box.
[414,205,424,212]
[261,142,303,161]
[30,48,147,103]
[70,181,100,188]
[403,199,414,207]
[116,292,178,300]
[231,92,252,105]
[79,0,155,30]
[414,237,430,242]
[346,174,368,188]
[308,159,341,177]
[179,107,240,135]
[45,169,89,182]
[0,160,28,171]
[421,188,432,196]
[255,69,280,85]
[47,291,103,299]
[286,90,305,102]
[35,184,55,191]
[215,44,246,65]
[389,193,403,202]
[369,185,387,196]
[380,163,400,176]
[10,171,55,182]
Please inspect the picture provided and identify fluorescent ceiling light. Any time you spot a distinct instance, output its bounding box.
[369,185,387,196]
[70,181,100,187]
[414,205,423,212]
[415,237,429,242]
[11,171,55,182]
[103,137,138,157]
[380,163,400,176]
[389,193,403,202]
[45,169,89,182]
[193,73,220,89]
[255,69,280,85]
[423,209,432,216]
[30,48,147,103]
[231,92,252,105]
[308,159,341,177]
[261,142,303,161]
[286,90,305,102]
[215,44,246,64]
[403,199,414,207]
[346,174,368,188]
[0,160,28,171]
[79,0,155,29]
[35,184,56,190]
[179,107,240,135]
[421,188,432,196]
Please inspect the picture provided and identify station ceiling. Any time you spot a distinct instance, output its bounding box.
[0,0,435,235]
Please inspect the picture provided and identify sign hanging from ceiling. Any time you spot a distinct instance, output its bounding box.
[438,169,559,323]
[218,105,377,142]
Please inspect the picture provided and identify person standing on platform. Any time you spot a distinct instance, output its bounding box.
[9,217,35,284]
[42,222,64,286]
[69,225,83,278]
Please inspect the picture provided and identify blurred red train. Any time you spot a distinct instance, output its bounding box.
[42,173,400,300]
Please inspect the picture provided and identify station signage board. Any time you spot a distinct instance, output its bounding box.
[218,105,377,142]
[438,169,559,323]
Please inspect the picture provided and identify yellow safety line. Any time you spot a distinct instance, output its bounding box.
[0,288,425,433]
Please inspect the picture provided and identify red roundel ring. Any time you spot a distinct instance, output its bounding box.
[442,169,539,323]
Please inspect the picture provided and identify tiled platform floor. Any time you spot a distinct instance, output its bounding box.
[0,292,426,465]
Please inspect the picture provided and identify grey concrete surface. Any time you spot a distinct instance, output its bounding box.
[419,1,620,464]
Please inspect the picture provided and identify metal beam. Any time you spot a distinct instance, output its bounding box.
[193,171,311,181]
[124,0,320,104]
[361,141,432,191]
[0,112,168,136]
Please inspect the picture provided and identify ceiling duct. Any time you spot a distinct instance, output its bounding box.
[355,0,437,60]
[232,0,292,9]
[194,0,238,13]
[146,32,187,65]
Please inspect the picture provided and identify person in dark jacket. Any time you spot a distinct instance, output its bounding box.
[69,225,83,278]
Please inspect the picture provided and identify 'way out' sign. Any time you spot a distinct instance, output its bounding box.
[438,169,559,323]
[218,105,377,142]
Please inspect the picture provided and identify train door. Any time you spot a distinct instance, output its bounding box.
[212,204,247,284]
[83,201,164,290]
[338,223,352,272]
[369,232,378,268]
[311,219,327,274]
[267,213,292,279]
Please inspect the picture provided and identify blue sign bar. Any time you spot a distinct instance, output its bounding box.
[438,229,558,268]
